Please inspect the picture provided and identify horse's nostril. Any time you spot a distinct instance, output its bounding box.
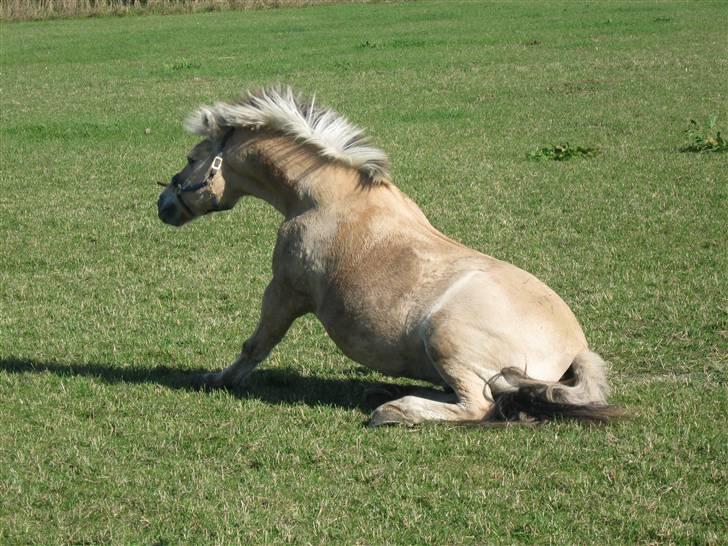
[158,198,178,224]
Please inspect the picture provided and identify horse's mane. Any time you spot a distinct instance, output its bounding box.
[184,87,390,184]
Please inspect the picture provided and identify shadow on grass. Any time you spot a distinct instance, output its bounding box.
[0,356,439,413]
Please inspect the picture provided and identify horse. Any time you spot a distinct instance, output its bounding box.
[157,87,619,426]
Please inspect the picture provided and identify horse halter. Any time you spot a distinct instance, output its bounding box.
[160,129,234,218]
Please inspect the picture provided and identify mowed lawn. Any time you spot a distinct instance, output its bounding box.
[1,1,726,543]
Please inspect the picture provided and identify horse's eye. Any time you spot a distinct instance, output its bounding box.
[186,157,194,165]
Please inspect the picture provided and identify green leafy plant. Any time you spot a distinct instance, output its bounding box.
[163,58,201,71]
[527,143,599,161]
[358,40,381,49]
[681,116,728,153]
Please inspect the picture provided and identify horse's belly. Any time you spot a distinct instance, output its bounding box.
[314,302,442,384]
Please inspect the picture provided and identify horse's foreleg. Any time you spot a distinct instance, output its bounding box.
[198,279,307,389]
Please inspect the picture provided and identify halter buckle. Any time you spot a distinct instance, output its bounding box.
[210,155,223,173]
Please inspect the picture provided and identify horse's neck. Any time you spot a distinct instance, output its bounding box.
[251,135,363,218]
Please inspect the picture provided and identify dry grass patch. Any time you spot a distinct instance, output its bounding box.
[0,0,374,21]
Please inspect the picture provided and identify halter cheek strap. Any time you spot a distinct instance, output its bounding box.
[177,155,223,194]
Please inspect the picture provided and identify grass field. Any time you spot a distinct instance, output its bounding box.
[1,1,726,543]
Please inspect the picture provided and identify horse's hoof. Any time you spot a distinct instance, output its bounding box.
[368,405,414,428]
[190,372,227,391]
[192,369,252,392]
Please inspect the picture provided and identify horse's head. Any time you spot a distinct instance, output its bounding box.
[157,131,240,226]
[159,87,391,225]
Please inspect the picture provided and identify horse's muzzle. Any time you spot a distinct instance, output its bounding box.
[157,193,181,226]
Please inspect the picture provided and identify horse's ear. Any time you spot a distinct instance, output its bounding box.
[201,109,215,130]
[184,106,221,139]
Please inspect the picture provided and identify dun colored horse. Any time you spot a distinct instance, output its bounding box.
[157,88,618,426]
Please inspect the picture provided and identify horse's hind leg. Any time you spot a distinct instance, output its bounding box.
[369,321,495,426]
[368,366,492,427]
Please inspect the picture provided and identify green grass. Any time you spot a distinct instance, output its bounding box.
[1,1,727,543]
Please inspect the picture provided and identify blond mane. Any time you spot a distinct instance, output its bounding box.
[184,87,390,183]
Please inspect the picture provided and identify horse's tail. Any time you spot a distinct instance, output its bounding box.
[485,350,623,423]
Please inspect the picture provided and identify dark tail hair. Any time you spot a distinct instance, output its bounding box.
[483,350,623,424]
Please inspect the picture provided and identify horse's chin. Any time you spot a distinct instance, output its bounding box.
[157,204,183,226]
[162,209,197,227]
[159,215,184,227]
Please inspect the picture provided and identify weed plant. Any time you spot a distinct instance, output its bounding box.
[527,143,600,161]
[681,116,728,153]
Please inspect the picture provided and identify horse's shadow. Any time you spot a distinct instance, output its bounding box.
[0,357,436,413]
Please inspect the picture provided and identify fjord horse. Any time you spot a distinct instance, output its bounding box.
[157,88,618,426]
